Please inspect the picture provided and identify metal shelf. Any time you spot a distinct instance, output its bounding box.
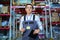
[52,22,60,25]
[11,6,49,8]
[0,2,10,4]
[35,0,46,2]
[0,0,10,4]
[0,26,9,30]
[0,14,10,16]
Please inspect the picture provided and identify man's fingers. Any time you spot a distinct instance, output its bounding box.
[33,29,40,34]
[33,30,37,34]
[20,28,25,32]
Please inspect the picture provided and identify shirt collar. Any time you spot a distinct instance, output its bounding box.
[26,13,33,17]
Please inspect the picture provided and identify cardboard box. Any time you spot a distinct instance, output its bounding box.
[40,2,46,6]
[51,16,60,22]
[35,2,46,6]
[1,6,8,13]
[16,0,32,5]
[32,0,35,5]
[52,12,58,17]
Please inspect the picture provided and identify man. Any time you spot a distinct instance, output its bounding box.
[20,4,43,40]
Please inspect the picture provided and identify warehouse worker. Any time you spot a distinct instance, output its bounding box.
[19,4,43,40]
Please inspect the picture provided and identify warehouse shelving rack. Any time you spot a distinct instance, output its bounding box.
[10,0,50,40]
[0,0,10,40]
[47,0,60,40]
[10,0,60,40]
[50,1,60,40]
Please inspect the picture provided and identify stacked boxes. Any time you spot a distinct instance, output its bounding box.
[51,12,60,22]
[13,0,32,6]
[52,12,58,16]
[1,6,8,14]
[0,6,8,14]
[13,0,46,6]
[32,0,35,5]
[51,16,60,22]
[35,1,46,6]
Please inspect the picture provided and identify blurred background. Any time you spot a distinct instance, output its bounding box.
[0,0,60,40]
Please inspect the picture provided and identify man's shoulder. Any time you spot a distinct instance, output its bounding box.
[21,16,24,19]
[33,14,39,17]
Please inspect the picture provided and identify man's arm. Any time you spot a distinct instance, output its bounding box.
[33,15,43,34]
[19,16,25,32]
[35,15,43,31]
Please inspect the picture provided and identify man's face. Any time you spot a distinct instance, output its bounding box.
[25,5,33,14]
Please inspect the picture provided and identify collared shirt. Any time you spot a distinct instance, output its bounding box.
[19,14,43,31]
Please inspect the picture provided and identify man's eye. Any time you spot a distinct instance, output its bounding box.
[30,7,32,8]
[26,7,32,8]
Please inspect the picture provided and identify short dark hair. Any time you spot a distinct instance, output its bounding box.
[25,4,33,9]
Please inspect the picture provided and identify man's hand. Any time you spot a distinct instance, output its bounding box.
[33,29,40,34]
[20,28,25,32]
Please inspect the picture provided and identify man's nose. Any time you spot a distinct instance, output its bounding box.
[28,9,30,11]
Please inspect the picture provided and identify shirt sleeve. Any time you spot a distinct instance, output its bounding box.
[19,16,24,30]
[35,15,43,31]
